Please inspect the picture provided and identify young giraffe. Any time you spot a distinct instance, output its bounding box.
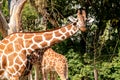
[29,48,68,80]
[0,10,86,80]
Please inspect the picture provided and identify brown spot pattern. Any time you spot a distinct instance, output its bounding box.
[73,27,77,31]
[28,49,33,53]
[18,33,23,37]
[31,44,38,49]
[8,67,16,74]
[19,65,26,74]
[25,40,33,48]
[49,61,53,65]
[34,36,43,43]
[14,38,23,45]
[0,44,5,50]
[2,55,7,69]
[14,43,22,52]
[24,35,33,39]
[61,28,66,33]
[8,53,17,66]
[9,35,17,41]
[14,64,19,71]
[0,51,2,55]
[50,38,60,46]
[44,33,53,41]
[65,32,70,37]
[15,57,23,65]
[4,43,14,54]
[2,39,9,44]
[67,24,72,30]
[0,70,4,75]
[55,31,62,37]
[41,41,48,47]
[61,36,66,39]
[19,53,26,61]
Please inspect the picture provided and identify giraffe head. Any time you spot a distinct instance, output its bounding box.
[69,9,87,32]
[76,9,87,32]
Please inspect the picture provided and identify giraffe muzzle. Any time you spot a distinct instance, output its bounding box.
[79,26,87,32]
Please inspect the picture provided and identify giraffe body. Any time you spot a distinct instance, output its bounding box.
[29,48,68,80]
[41,48,68,80]
[0,10,86,80]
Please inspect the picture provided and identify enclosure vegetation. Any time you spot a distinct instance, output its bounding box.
[1,0,120,80]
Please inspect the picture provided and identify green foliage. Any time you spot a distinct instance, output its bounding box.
[22,2,39,32]
[97,48,120,80]
[2,0,9,17]
[67,49,94,80]
[0,33,3,40]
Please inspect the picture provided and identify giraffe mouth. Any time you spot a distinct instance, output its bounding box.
[79,26,87,32]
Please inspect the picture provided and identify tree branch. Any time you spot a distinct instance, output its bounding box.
[0,10,9,38]
[8,0,27,34]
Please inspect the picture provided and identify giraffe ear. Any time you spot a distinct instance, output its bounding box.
[68,16,77,23]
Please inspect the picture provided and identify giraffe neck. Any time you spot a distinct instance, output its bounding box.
[23,23,78,50]
[0,23,79,54]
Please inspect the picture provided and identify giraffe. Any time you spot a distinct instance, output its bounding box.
[29,48,68,80]
[0,9,86,80]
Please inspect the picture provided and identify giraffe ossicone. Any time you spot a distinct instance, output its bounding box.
[0,10,86,80]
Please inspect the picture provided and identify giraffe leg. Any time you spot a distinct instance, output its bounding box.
[51,71,57,80]
[42,68,48,80]
[50,71,56,80]
[53,72,57,80]
[28,71,33,80]
[34,64,39,80]
[50,71,52,80]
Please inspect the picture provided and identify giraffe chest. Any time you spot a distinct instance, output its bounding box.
[27,48,48,64]
[0,53,7,78]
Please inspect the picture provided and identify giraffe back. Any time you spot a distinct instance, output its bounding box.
[41,48,68,80]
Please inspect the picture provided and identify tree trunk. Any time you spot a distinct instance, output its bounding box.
[8,0,27,34]
[94,68,98,80]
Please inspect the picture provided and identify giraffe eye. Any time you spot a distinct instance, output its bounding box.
[73,22,77,26]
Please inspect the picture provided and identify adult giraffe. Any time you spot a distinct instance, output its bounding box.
[0,9,86,80]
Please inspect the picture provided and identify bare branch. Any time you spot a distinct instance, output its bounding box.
[0,0,3,4]
[8,0,27,34]
[0,10,9,38]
